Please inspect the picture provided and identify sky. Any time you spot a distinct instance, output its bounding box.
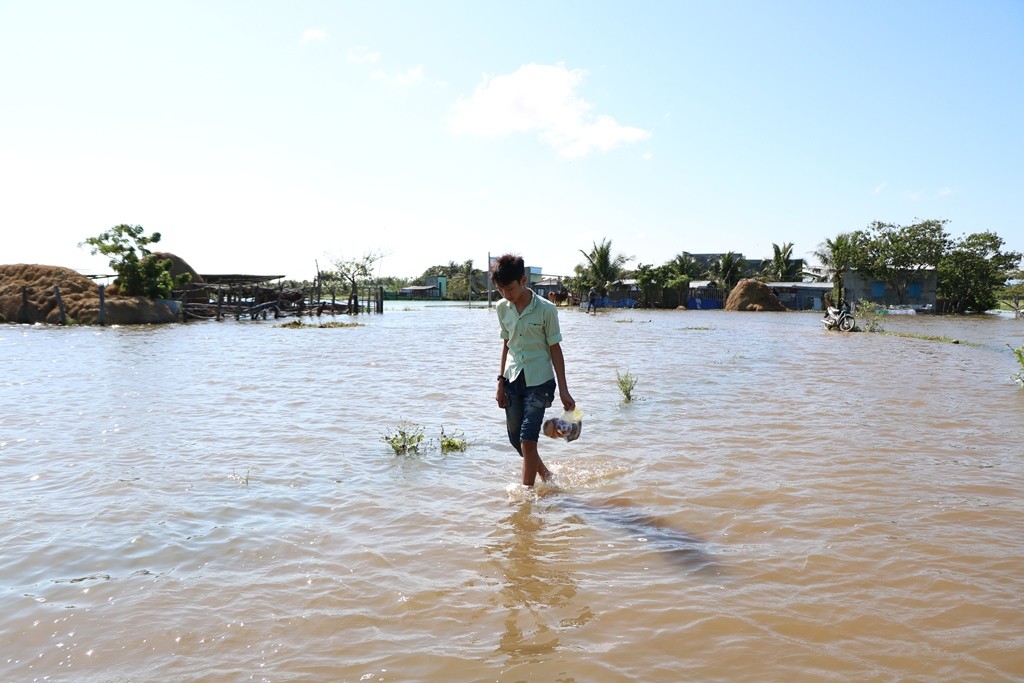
[2,0,1022,282]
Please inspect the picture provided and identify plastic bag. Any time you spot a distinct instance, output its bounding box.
[542,407,583,442]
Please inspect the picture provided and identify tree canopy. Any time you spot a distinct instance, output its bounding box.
[576,238,632,291]
[80,224,190,298]
[813,232,857,304]
[938,232,1022,313]
[761,242,803,282]
[849,219,951,304]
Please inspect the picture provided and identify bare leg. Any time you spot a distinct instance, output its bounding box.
[520,440,552,486]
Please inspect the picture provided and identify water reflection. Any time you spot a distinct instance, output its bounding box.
[487,501,578,665]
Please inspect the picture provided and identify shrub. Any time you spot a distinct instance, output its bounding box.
[616,369,638,402]
[1010,343,1024,388]
[440,426,468,453]
[383,422,426,455]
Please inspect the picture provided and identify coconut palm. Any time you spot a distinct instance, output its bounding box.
[761,242,803,282]
[578,238,632,290]
[669,251,707,280]
[711,251,744,290]
[813,233,856,304]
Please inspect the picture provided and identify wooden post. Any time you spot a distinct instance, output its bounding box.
[19,286,30,324]
[53,285,66,324]
[98,285,106,326]
[217,289,224,321]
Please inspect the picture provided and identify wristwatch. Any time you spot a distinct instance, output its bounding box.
[497,375,504,382]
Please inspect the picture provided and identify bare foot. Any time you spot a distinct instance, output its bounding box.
[538,466,554,482]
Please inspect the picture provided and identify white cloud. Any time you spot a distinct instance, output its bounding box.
[937,186,953,197]
[300,29,326,45]
[347,47,380,64]
[873,182,887,195]
[642,151,653,161]
[448,62,650,157]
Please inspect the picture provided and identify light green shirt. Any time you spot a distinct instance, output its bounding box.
[498,289,563,387]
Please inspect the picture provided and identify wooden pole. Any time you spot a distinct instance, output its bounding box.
[98,285,106,326]
[53,285,66,324]
[19,286,30,324]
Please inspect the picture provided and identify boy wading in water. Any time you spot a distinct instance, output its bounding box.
[492,254,576,486]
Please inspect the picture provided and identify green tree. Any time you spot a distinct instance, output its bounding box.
[445,259,479,303]
[633,263,666,308]
[669,252,707,280]
[80,224,190,298]
[577,238,632,291]
[938,232,1022,313]
[997,270,1024,318]
[329,251,384,313]
[813,232,857,304]
[711,251,744,290]
[761,242,803,282]
[851,219,950,304]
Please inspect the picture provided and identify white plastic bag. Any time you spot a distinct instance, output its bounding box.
[542,407,583,442]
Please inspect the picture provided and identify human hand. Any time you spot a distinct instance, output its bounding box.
[559,389,575,412]
[496,382,506,409]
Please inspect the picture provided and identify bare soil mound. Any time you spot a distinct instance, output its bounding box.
[0,264,179,325]
[724,279,788,312]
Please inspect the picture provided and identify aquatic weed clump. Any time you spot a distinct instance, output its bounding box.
[440,426,468,454]
[383,422,426,455]
[383,423,470,455]
[1010,343,1024,388]
[616,369,638,402]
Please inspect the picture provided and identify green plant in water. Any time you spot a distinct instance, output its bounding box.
[383,422,425,455]
[854,300,885,333]
[279,320,362,329]
[1009,343,1024,388]
[440,426,468,453]
[616,369,638,402]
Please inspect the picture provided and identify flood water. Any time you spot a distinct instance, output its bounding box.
[2,303,1023,682]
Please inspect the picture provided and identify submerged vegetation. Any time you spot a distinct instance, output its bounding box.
[279,320,363,329]
[439,427,468,453]
[1010,343,1024,388]
[616,369,638,402]
[383,423,470,455]
[383,422,426,455]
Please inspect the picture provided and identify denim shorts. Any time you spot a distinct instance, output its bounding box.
[503,374,555,453]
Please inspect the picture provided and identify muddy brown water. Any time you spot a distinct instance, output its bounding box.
[2,305,1022,682]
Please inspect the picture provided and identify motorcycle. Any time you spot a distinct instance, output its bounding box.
[823,301,855,331]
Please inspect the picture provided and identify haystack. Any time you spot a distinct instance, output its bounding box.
[724,279,788,312]
[0,264,179,325]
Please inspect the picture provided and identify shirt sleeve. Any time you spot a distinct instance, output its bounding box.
[544,304,563,346]
[497,302,511,340]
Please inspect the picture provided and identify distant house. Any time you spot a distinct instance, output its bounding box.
[531,276,566,300]
[398,284,440,299]
[764,282,834,311]
[843,268,938,310]
[607,279,639,308]
[687,280,725,309]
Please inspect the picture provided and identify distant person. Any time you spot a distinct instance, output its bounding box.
[587,287,597,314]
[492,254,576,487]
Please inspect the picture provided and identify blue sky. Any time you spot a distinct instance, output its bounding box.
[2,0,1021,281]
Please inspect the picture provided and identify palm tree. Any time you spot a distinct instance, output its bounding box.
[761,242,803,282]
[578,238,632,291]
[669,252,707,280]
[711,251,744,290]
[813,233,855,304]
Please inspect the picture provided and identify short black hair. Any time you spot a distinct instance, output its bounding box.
[491,254,525,286]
